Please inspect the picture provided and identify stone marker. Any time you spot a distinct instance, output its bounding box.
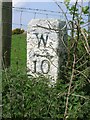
[27,19,67,82]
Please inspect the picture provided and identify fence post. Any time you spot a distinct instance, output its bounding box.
[0,1,2,69]
[0,0,2,119]
[2,1,12,68]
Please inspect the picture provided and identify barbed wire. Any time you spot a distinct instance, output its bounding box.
[2,2,89,30]
[13,6,64,14]
[13,8,88,29]
[13,9,64,17]
[12,6,89,17]
[3,2,89,16]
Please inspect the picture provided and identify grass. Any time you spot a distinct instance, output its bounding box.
[11,34,26,70]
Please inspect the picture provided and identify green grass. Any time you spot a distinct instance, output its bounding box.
[11,34,26,70]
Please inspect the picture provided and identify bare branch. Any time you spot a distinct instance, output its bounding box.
[64,54,76,119]
[75,70,90,83]
[71,94,90,100]
[53,0,71,29]
[81,28,90,55]
[76,60,88,69]
[76,53,86,64]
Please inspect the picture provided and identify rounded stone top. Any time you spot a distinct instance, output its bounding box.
[27,19,66,33]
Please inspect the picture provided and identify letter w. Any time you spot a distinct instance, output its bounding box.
[35,33,48,48]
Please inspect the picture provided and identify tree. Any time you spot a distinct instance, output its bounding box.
[12,28,25,35]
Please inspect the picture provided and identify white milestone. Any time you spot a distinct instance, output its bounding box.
[27,19,66,83]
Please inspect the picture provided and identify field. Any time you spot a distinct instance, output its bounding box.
[11,34,26,70]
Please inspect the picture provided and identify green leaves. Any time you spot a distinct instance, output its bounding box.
[82,6,89,14]
[2,63,90,119]
[2,70,60,118]
[64,0,70,2]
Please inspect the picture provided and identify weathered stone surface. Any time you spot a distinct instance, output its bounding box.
[27,19,66,81]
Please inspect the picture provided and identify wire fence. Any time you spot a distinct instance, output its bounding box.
[12,6,88,31]
[12,6,66,30]
[2,2,89,31]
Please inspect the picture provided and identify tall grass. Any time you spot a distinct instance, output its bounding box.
[11,34,26,71]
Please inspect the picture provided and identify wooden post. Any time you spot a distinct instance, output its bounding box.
[0,1,2,119]
[2,1,12,68]
[0,1,12,118]
[0,1,2,69]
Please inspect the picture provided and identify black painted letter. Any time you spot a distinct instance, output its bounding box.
[33,60,37,73]
[35,33,48,48]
